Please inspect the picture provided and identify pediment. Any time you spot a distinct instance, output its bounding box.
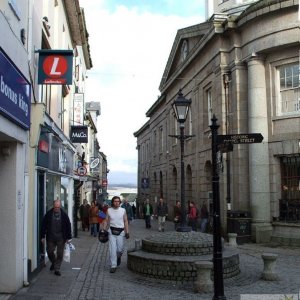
[159,21,211,91]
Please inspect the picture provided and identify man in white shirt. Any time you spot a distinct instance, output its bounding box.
[102,196,129,273]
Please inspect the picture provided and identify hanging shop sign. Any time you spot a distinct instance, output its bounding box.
[0,47,31,129]
[70,125,88,143]
[37,49,73,85]
[73,93,84,125]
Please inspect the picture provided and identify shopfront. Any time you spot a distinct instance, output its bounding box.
[36,124,74,268]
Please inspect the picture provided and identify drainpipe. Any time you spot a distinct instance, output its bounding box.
[23,0,33,287]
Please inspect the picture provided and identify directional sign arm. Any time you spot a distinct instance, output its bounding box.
[217,133,263,145]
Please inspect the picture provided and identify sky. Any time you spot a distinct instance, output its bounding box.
[80,0,206,185]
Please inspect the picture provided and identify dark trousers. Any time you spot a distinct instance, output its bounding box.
[189,218,197,231]
[46,239,65,271]
[82,217,89,231]
[145,215,151,228]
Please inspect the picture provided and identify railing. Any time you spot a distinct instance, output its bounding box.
[279,199,300,222]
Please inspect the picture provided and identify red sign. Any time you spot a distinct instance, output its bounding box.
[43,55,68,83]
[38,50,73,85]
[77,166,87,176]
[39,140,49,153]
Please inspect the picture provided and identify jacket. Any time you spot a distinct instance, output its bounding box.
[41,208,72,241]
[156,202,168,216]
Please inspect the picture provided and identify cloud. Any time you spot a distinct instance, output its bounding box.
[80,0,204,176]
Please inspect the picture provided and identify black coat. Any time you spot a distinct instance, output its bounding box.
[41,208,72,241]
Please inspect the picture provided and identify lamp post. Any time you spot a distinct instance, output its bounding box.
[169,89,193,232]
[223,72,232,211]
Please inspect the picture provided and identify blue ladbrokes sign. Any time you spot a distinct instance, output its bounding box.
[0,47,31,130]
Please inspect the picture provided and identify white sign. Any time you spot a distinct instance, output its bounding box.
[73,93,84,125]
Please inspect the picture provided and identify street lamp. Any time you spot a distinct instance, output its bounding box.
[170,89,193,232]
[223,72,232,211]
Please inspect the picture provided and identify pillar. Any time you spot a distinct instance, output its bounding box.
[247,55,272,243]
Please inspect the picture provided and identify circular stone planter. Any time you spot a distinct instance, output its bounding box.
[127,232,240,282]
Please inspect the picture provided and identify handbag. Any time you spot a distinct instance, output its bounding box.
[110,226,124,236]
[98,211,106,219]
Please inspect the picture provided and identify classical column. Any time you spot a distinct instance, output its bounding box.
[247,55,272,243]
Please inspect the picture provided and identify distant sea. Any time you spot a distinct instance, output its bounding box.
[107,185,137,199]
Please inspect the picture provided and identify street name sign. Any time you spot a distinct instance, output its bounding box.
[217,133,263,145]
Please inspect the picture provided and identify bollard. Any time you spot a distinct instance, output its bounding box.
[135,239,142,251]
[193,261,213,293]
[261,253,278,281]
[228,233,238,247]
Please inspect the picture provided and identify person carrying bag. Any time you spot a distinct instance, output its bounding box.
[101,196,129,273]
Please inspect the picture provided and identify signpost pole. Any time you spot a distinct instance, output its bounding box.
[210,115,226,300]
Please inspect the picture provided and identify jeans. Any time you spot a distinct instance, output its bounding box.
[158,216,166,231]
[108,230,125,268]
[200,218,208,233]
[90,223,97,236]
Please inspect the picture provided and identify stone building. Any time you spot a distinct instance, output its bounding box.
[134,0,300,245]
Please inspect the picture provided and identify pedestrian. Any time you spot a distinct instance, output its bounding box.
[173,200,182,230]
[155,197,168,232]
[132,204,136,219]
[188,201,198,231]
[40,199,72,276]
[200,200,209,233]
[101,196,129,273]
[143,199,153,229]
[121,198,133,223]
[79,199,90,231]
[89,201,99,237]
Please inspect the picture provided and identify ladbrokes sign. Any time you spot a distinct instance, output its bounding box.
[70,125,88,143]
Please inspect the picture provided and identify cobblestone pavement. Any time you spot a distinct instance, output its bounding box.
[5,219,300,300]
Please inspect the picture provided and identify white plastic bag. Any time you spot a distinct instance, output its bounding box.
[69,243,75,252]
[63,243,71,263]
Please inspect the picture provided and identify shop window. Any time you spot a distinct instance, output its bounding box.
[279,156,300,222]
[278,63,300,116]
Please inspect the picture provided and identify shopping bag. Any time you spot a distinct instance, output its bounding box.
[63,243,71,263]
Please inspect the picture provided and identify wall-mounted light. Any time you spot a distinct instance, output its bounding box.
[20,28,26,45]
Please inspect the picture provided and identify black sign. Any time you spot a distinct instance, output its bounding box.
[217,133,263,145]
[70,125,88,143]
[141,178,149,189]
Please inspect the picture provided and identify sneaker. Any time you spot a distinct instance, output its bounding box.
[110,267,117,273]
[117,257,121,266]
[50,264,54,271]
[54,271,61,276]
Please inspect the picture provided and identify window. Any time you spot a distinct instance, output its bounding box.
[40,85,52,114]
[278,63,300,115]
[207,89,212,125]
[159,127,163,153]
[279,156,300,222]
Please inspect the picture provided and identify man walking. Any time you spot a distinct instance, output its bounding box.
[143,199,153,229]
[102,196,129,273]
[79,199,90,231]
[41,199,72,276]
[155,197,168,232]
